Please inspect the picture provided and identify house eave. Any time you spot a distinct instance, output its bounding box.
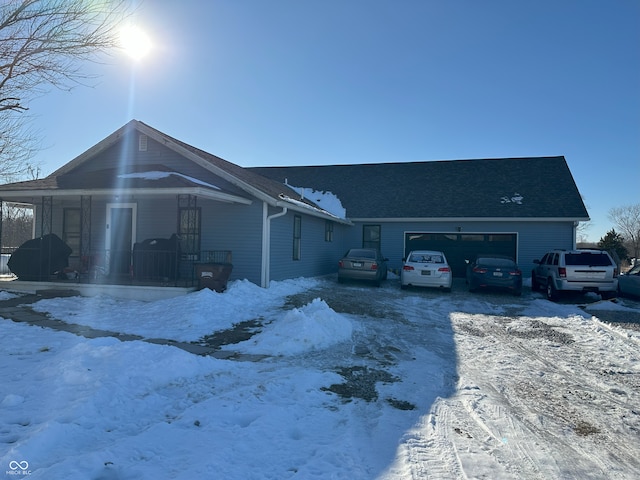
[275,196,352,225]
[0,187,253,204]
[349,216,591,223]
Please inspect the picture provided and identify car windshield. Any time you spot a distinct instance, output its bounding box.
[565,252,612,266]
[477,257,515,268]
[626,264,640,275]
[347,249,375,259]
[409,254,443,263]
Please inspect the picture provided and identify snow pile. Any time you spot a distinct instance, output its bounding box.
[232,298,354,355]
[30,277,317,342]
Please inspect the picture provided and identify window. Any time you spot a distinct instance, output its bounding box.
[362,224,381,250]
[178,207,201,259]
[293,215,301,260]
[325,221,334,242]
[63,208,81,257]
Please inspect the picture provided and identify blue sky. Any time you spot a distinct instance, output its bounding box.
[28,0,639,242]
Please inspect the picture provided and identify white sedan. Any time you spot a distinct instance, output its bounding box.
[401,250,452,292]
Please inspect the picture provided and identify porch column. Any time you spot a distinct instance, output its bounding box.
[40,196,53,236]
[178,194,197,285]
[80,195,92,260]
[0,199,3,256]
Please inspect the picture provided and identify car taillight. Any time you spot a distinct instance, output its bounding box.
[509,270,522,276]
[614,268,618,278]
[371,263,378,270]
[438,267,451,272]
[473,267,487,274]
[403,265,415,271]
[559,267,566,278]
[338,260,344,268]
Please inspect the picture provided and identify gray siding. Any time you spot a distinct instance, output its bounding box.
[74,135,244,194]
[269,211,347,282]
[200,201,264,285]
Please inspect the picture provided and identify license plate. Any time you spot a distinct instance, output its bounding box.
[352,262,363,267]
[493,272,503,277]
[421,270,431,275]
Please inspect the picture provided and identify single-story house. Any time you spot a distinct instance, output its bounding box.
[0,120,589,297]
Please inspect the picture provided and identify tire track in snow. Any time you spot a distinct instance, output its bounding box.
[453,310,640,479]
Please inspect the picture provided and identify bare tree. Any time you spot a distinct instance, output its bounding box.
[608,203,640,260]
[0,0,129,181]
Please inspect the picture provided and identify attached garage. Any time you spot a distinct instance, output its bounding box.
[404,232,518,277]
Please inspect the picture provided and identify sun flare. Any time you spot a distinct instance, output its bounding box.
[120,25,152,60]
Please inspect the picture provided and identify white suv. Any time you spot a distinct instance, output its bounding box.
[532,249,618,301]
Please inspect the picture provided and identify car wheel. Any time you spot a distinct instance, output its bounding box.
[444,287,451,293]
[531,273,539,291]
[338,277,344,284]
[400,284,408,290]
[546,279,558,301]
[601,291,616,300]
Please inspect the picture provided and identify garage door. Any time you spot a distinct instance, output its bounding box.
[404,233,517,277]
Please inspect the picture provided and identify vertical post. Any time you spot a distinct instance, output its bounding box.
[40,196,53,279]
[178,194,197,286]
[81,195,92,272]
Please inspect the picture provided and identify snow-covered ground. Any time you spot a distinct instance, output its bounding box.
[1,276,640,479]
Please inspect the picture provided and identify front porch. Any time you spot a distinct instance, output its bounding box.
[0,248,233,301]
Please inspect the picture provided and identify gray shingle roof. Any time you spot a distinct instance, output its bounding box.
[250,157,589,219]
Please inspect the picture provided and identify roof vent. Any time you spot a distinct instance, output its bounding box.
[139,134,148,151]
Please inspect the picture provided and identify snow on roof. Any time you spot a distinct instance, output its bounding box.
[284,184,347,219]
[118,171,221,190]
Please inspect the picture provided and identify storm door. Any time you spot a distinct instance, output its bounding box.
[106,203,137,276]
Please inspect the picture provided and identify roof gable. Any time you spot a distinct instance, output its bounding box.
[251,157,590,220]
[0,120,345,221]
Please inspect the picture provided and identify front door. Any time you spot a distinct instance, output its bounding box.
[106,203,137,276]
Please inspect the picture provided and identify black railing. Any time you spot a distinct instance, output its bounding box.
[2,246,232,288]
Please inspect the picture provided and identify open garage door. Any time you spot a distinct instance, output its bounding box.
[404,233,517,277]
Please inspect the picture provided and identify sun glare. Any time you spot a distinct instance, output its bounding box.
[120,25,152,60]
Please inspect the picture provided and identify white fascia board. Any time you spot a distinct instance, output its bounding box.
[275,198,352,225]
[349,216,591,222]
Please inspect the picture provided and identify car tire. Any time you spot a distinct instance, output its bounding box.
[601,291,616,300]
[400,284,408,290]
[546,279,558,301]
[338,277,344,284]
[444,287,451,293]
[531,273,539,291]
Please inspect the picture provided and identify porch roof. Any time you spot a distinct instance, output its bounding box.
[0,164,253,204]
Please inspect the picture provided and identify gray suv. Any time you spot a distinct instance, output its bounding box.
[532,249,618,301]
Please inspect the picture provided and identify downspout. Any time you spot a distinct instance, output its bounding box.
[261,202,288,288]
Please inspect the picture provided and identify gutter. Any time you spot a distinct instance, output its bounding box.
[261,202,288,288]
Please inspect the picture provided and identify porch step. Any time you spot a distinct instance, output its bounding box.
[35,288,81,298]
